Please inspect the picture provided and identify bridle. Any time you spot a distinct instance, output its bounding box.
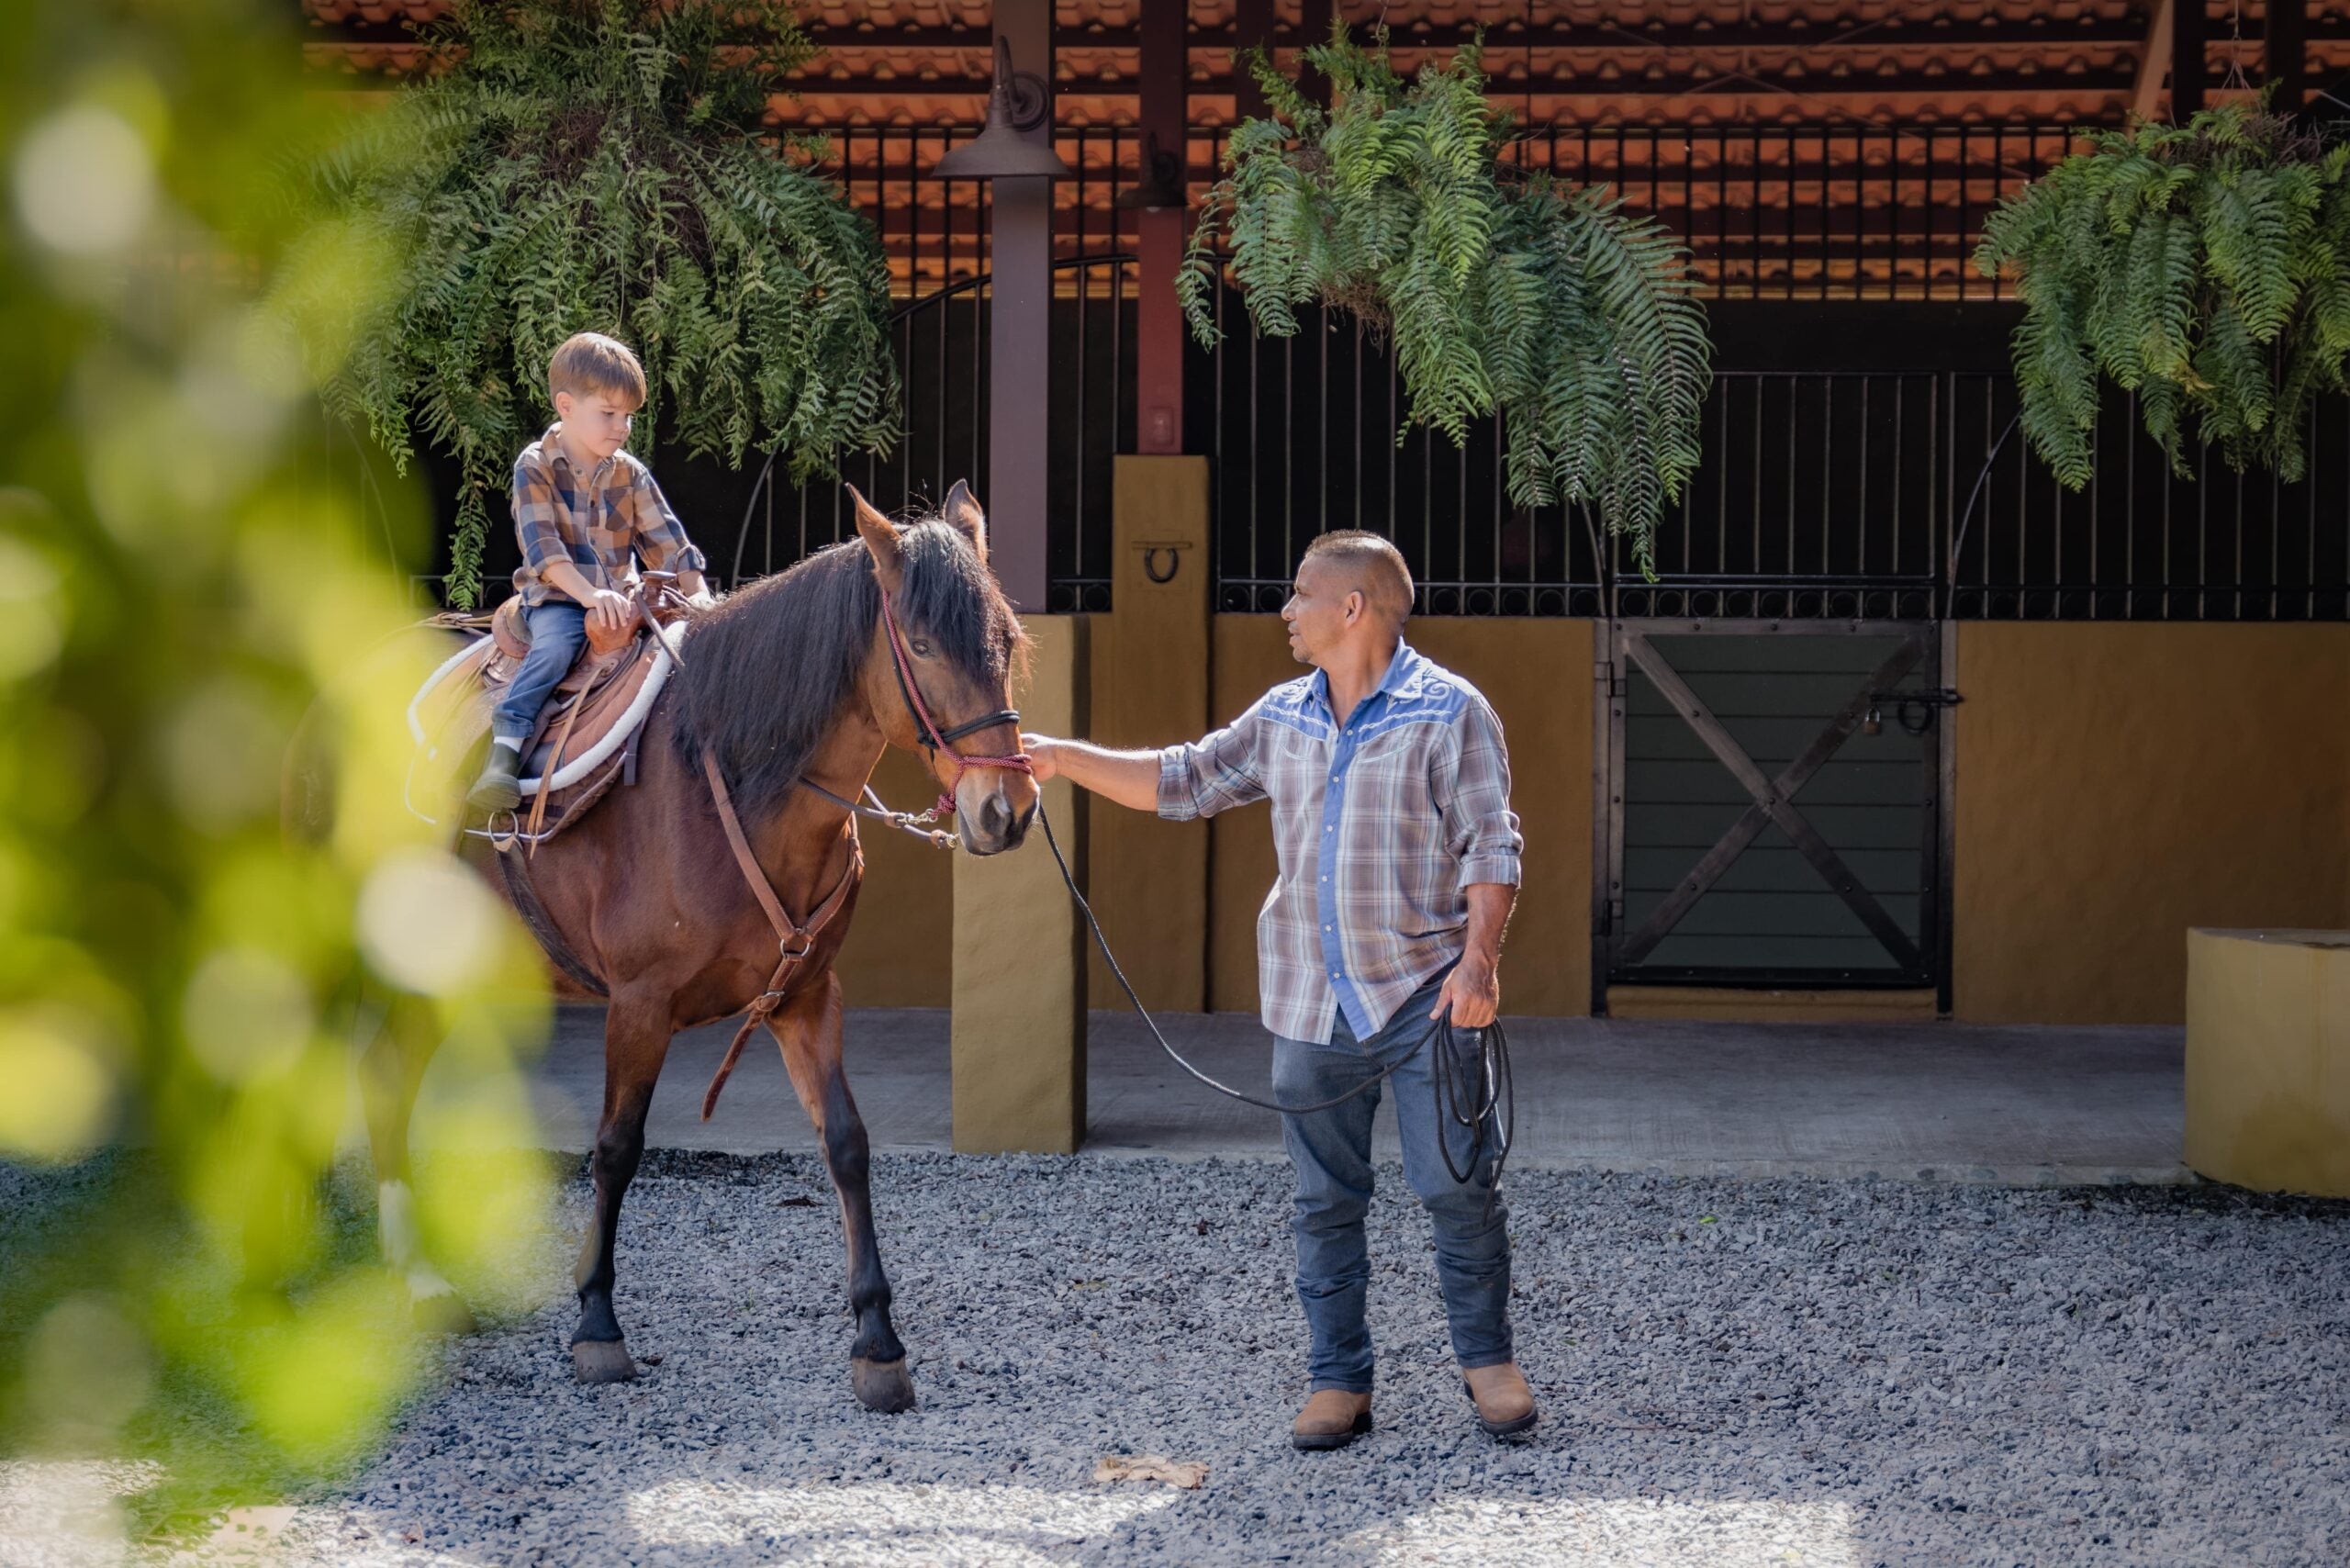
[871,580,1032,818]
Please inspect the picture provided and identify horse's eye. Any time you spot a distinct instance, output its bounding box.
[912,639,933,658]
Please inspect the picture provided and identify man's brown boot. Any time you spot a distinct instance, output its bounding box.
[1463,1361,1538,1439]
[1291,1389,1373,1451]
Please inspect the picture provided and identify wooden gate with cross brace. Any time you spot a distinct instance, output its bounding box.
[1592,621,1958,1014]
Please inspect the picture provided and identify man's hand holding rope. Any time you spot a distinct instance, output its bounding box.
[1429,882,1516,1028]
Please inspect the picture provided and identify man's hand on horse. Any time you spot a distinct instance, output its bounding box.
[1430,952,1501,1029]
[1020,734,1060,781]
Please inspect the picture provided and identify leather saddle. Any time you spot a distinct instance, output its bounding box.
[408,578,692,846]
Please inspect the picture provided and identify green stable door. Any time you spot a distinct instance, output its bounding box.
[1597,622,1953,1007]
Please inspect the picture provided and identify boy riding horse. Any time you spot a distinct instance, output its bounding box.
[470,331,715,812]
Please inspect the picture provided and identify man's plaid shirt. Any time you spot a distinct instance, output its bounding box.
[1158,642,1524,1045]
[510,424,706,606]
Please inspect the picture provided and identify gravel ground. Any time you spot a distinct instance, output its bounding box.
[17,1153,2350,1566]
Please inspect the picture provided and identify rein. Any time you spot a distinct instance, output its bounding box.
[697,749,863,1122]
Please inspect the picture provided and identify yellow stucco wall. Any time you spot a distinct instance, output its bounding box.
[1205,616,1594,1021]
[840,615,2349,1030]
[2184,927,2350,1195]
[1953,622,2350,1025]
[832,745,955,1008]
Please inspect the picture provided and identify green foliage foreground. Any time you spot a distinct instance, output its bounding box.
[1180,27,1713,577]
[3,0,553,1538]
[1975,100,2350,488]
[294,0,901,606]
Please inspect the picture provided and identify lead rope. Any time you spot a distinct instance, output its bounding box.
[1028,789,1513,1213]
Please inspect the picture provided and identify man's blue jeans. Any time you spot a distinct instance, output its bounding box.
[1272,972,1514,1394]
[490,601,588,745]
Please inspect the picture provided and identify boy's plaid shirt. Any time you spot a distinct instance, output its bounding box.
[509,424,706,605]
[1157,642,1524,1045]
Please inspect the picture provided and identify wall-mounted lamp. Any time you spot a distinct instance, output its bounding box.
[1113,129,1186,210]
[929,37,1072,182]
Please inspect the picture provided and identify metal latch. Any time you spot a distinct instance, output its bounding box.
[1863,688,1964,737]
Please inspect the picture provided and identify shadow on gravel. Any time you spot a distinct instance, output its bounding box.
[11,1150,2346,1565]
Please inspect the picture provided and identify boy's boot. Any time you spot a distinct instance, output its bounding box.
[467,739,525,813]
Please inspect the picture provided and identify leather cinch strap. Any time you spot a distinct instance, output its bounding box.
[699,749,862,1121]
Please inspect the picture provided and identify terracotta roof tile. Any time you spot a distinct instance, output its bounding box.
[297,5,2346,172]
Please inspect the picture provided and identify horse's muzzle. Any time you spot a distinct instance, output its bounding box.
[959,782,1035,856]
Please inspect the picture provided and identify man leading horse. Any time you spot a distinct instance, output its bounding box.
[1024,529,1538,1449]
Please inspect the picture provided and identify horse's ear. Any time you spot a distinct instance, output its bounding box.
[846,484,903,595]
[940,479,989,565]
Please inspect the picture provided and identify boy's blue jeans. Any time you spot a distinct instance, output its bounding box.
[1272,971,1514,1394]
[490,601,588,745]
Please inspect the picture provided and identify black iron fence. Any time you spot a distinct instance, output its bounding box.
[729,253,1132,612]
[724,261,2349,623]
[1203,303,2350,623]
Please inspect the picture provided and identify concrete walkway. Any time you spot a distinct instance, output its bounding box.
[421,1005,2191,1184]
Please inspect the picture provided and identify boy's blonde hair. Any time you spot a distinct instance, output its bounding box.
[548,331,647,409]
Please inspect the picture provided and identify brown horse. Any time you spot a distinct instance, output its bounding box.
[359,483,1035,1410]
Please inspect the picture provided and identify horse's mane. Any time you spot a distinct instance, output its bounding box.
[671,517,1024,825]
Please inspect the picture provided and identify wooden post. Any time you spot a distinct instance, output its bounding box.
[989,0,1053,612]
[1135,0,1186,455]
[952,619,1090,1152]
[951,0,1085,1154]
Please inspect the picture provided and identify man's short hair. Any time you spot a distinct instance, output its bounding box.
[548,331,647,409]
[1302,530,1414,625]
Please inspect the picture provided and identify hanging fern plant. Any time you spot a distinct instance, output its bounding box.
[1178,26,1711,577]
[290,0,899,606]
[1975,98,2350,489]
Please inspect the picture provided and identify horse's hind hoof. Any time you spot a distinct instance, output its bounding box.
[572,1338,638,1384]
[850,1357,917,1413]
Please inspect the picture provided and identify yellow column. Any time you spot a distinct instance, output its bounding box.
[2184,927,2350,1195]
[952,615,1089,1152]
[1088,455,1212,1010]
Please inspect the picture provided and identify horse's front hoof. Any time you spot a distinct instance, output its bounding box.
[850,1357,917,1413]
[408,1286,479,1338]
[572,1338,638,1384]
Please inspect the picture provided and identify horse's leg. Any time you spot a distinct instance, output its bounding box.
[358,990,476,1334]
[768,974,915,1413]
[570,988,671,1383]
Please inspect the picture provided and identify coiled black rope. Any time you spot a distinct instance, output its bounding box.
[1033,794,1513,1208]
